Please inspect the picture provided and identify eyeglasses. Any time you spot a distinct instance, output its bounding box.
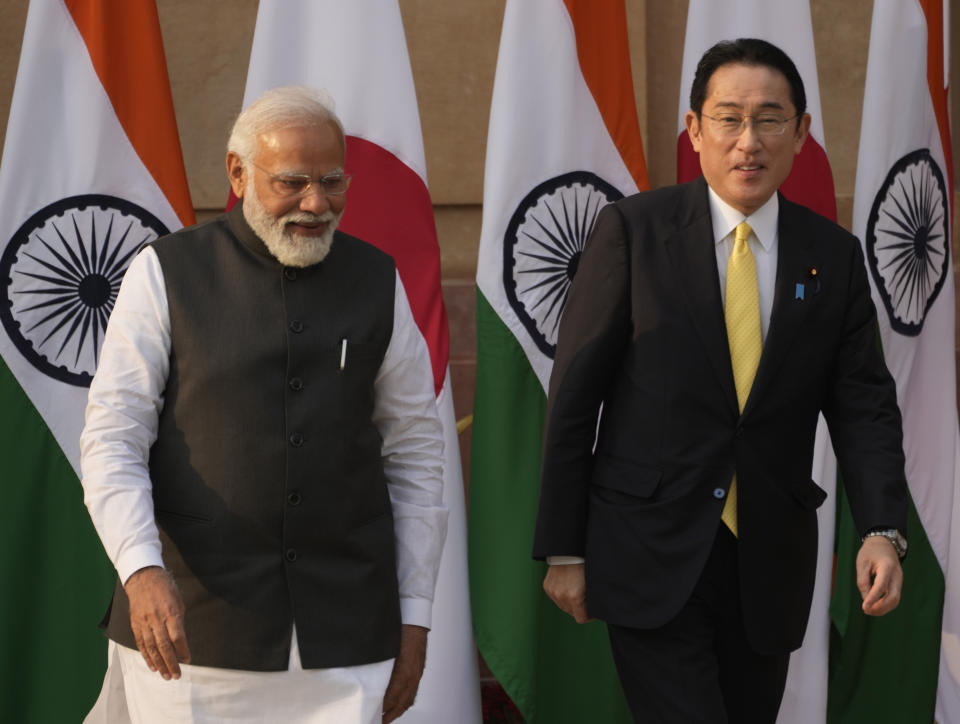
[251,162,352,198]
[700,113,799,137]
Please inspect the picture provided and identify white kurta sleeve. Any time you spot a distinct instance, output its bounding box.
[80,246,170,584]
[373,272,448,629]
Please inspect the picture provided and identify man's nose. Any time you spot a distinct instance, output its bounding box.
[299,184,330,214]
[736,121,763,151]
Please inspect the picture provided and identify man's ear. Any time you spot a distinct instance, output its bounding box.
[793,113,812,155]
[685,110,703,153]
[226,152,247,199]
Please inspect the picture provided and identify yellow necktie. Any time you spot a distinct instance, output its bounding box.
[722,221,761,537]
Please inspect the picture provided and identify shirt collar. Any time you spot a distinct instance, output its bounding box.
[707,186,779,252]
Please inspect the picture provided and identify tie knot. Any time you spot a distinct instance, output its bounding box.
[735,221,752,247]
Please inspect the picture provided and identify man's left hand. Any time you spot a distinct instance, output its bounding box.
[856,536,903,616]
[382,624,427,723]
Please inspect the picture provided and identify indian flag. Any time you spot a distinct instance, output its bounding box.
[237,2,482,722]
[469,1,647,721]
[831,1,958,721]
[0,0,192,721]
[676,3,839,721]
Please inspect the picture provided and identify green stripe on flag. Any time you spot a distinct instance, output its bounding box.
[0,358,115,723]
[469,289,630,723]
[828,482,943,723]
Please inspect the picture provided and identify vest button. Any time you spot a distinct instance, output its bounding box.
[289,432,304,447]
[287,491,302,506]
[289,320,304,333]
[289,377,303,391]
[285,548,298,562]
[284,268,297,281]
[713,487,726,499]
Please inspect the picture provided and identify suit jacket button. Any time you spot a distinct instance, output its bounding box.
[289,432,304,447]
[284,268,297,281]
[287,491,302,506]
[285,548,298,562]
[289,377,303,392]
[713,487,726,499]
[289,320,304,333]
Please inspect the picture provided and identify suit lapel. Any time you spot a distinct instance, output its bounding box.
[664,179,739,414]
[743,195,816,416]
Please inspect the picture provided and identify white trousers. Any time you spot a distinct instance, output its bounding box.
[85,631,394,724]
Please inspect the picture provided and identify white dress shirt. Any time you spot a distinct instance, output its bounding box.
[708,186,779,342]
[80,245,448,630]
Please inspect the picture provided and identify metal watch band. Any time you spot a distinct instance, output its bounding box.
[863,528,908,560]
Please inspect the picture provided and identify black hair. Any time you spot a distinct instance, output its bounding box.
[689,38,806,119]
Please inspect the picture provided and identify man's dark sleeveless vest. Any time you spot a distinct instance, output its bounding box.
[105,205,400,670]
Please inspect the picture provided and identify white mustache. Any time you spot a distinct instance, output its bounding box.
[282,211,337,225]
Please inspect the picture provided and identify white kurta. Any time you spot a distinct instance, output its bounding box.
[81,244,448,723]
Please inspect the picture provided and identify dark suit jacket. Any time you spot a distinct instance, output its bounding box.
[533,177,908,655]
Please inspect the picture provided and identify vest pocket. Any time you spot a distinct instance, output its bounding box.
[334,340,383,370]
[155,508,214,525]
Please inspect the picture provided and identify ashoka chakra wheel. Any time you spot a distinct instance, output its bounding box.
[503,171,623,358]
[0,194,168,386]
[865,149,949,337]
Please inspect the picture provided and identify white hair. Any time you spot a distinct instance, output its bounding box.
[227,85,345,162]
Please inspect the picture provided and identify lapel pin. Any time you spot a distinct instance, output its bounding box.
[795,283,805,300]
[808,266,821,295]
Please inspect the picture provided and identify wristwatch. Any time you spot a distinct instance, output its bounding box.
[863,528,908,560]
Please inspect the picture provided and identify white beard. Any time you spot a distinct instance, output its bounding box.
[242,190,342,267]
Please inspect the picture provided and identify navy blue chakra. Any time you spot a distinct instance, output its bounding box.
[865,149,949,337]
[503,171,622,359]
[0,195,168,386]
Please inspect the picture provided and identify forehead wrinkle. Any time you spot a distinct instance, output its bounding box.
[254,122,344,163]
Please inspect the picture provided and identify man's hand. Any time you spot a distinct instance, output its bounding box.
[856,536,903,616]
[382,624,427,723]
[124,566,191,680]
[543,563,592,623]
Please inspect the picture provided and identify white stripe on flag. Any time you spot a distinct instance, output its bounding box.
[476,0,639,392]
[0,0,181,473]
[853,2,959,720]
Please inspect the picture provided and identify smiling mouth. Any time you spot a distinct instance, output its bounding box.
[286,219,326,235]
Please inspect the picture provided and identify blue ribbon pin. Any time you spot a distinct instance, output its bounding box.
[795,283,805,300]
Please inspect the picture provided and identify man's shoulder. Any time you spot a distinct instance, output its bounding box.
[327,229,397,272]
[604,178,708,233]
[778,194,860,249]
[150,213,232,253]
[615,179,701,211]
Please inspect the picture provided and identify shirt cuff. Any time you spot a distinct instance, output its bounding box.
[116,542,165,585]
[399,596,433,630]
[547,555,586,565]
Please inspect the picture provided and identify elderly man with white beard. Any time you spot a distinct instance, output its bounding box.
[79,86,448,724]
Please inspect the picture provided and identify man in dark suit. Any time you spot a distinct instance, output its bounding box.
[533,39,908,723]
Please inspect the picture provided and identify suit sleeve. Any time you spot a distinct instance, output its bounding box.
[822,239,908,537]
[533,203,632,558]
